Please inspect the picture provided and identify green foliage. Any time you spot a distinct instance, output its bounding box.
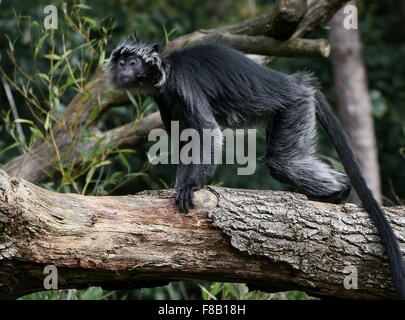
[0,1,159,196]
[20,287,117,300]
[199,282,316,300]
[20,282,316,300]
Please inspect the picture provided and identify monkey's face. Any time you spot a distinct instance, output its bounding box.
[112,54,157,90]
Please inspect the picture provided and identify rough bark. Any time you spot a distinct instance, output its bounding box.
[3,0,350,184]
[0,170,404,300]
[328,4,381,202]
[293,0,351,37]
[207,34,330,57]
[215,0,308,39]
[166,0,308,52]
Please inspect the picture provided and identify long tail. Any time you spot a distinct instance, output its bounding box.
[315,90,405,299]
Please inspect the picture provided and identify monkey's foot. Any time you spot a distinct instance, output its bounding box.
[175,184,200,213]
[307,184,352,204]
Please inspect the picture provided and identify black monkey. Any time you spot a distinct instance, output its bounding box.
[108,38,405,298]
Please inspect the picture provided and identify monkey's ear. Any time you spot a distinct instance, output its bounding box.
[152,43,163,53]
[129,31,138,40]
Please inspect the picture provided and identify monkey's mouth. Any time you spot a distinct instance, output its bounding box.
[119,77,146,88]
[121,76,133,80]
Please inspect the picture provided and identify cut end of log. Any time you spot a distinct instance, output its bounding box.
[321,40,331,57]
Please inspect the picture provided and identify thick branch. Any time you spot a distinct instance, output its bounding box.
[215,0,308,38]
[0,170,404,299]
[69,112,164,169]
[209,34,330,57]
[160,33,328,58]
[164,2,326,56]
[293,0,350,37]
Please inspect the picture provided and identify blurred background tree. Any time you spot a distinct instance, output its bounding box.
[329,1,381,203]
[0,0,404,300]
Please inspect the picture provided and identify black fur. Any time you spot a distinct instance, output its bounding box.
[108,39,405,298]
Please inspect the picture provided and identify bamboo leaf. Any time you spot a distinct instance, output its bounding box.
[44,113,50,131]
[74,4,92,10]
[44,54,61,60]
[83,17,97,26]
[15,119,34,125]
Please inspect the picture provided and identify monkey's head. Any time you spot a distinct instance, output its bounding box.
[107,38,166,91]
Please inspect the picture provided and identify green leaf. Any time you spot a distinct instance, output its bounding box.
[86,167,96,184]
[126,91,138,109]
[126,172,147,178]
[29,127,45,140]
[0,141,22,155]
[49,59,63,74]
[44,113,50,131]
[199,285,217,300]
[74,4,92,10]
[118,153,131,172]
[115,149,136,154]
[224,283,239,299]
[37,73,49,82]
[83,17,97,26]
[15,119,34,125]
[98,50,106,66]
[95,160,111,168]
[88,107,99,122]
[159,178,169,189]
[29,21,39,28]
[5,34,14,51]
[34,34,49,58]
[64,15,76,28]
[44,54,61,60]
[209,282,223,296]
[61,50,72,59]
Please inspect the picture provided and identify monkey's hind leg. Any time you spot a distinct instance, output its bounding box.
[263,91,351,204]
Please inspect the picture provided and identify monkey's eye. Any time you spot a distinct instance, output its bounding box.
[129,59,137,66]
[119,60,125,67]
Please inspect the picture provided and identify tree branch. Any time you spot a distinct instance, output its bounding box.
[213,0,308,38]
[0,170,403,299]
[293,0,350,37]
[209,34,330,57]
[165,0,307,52]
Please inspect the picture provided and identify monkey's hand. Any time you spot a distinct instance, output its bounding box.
[175,183,200,213]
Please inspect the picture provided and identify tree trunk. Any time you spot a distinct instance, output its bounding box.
[0,170,403,299]
[328,3,381,202]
